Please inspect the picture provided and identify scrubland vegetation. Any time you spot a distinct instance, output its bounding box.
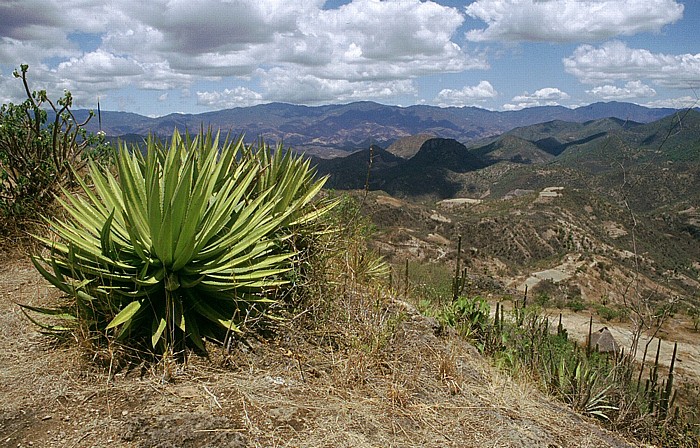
[1,67,698,447]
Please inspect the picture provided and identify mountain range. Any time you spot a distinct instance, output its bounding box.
[336,109,700,311]
[314,110,700,204]
[76,101,684,157]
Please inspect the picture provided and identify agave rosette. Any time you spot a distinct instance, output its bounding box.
[27,130,334,352]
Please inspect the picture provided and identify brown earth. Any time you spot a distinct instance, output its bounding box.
[554,309,700,384]
[0,255,641,448]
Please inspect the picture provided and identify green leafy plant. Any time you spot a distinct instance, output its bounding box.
[439,295,490,340]
[690,304,700,332]
[565,296,587,312]
[24,130,335,355]
[0,64,108,219]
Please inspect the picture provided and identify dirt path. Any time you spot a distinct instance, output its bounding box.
[550,309,700,383]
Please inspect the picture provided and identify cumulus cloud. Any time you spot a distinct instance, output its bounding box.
[0,2,120,65]
[466,0,683,42]
[587,80,656,100]
[260,68,418,104]
[0,70,25,104]
[107,0,485,80]
[0,0,490,107]
[435,81,498,106]
[56,50,143,83]
[197,87,264,108]
[503,87,570,110]
[564,41,700,88]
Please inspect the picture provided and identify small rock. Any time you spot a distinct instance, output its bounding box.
[42,415,52,421]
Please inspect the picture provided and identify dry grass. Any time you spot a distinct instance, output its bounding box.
[0,250,639,448]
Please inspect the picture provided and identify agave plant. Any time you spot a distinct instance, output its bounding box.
[24,130,335,354]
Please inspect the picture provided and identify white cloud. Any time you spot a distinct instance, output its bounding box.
[197,87,264,108]
[503,87,570,110]
[587,80,656,100]
[0,35,78,68]
[466,0,684,42]
[105,0,485,80]
[0,70,25,104]
[56,50,143,82]
[50,51,194,105]
[564,41,700,88]
[0,0,489,106]
[260,68,418,105]
[0,2,122,65]
[435,81,498,106]
[642,96,699,109]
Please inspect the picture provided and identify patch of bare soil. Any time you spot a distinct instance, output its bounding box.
[0,256,638,448]
[552,309,700,384]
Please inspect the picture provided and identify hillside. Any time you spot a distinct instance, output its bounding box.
[0,254,640,448]
[386,133,436,159]
[317,111,700,209]
[319,110,700,316]
[3,103,698,447]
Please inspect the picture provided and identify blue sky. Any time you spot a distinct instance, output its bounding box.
[0,0,698,116]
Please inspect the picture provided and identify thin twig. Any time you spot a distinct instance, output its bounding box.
[203,385,222,409]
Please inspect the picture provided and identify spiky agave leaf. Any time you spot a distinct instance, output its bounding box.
[26,130,335,354]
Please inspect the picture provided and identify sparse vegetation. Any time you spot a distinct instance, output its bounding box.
[418,291,699,446]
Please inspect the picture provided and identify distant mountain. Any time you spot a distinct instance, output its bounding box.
[472,117,637,161]
[313,145,403,190]
[74,101,682,157]
[458,110,700,222]
[386,133,435,159]
[315,110,700,209]
[315,137,489,198]
[354,112,700,306]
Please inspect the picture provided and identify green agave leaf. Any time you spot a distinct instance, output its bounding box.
[190,296,241,333]
[31,256,73,295]
[179,274,205,289]
[19,307,73,333]
[99,210,116,258]
[106,300,142,329]
[18,303,77,321]
[185,314,206,351]
[152,317,167,348]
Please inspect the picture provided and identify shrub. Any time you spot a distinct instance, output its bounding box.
[0,64,108,220]
[438,295,490,340]
[534,292,551,308]
[566,296,587,312]
[24,130,335,356]
[690,305,700,332]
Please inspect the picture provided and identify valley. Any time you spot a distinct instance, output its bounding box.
[322,109,700,401]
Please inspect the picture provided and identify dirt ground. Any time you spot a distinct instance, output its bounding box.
[1,254,644,448]
[555,309,700,384]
